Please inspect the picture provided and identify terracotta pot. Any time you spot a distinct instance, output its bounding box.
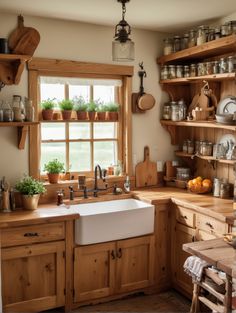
[76,111,88,120]
[96,112,107,120]
[42,109,54,120]
[22,194,40,210]
[88,111,96,121]
[107,112,118,121]
[47,173,60,184]
[62,110,72,120]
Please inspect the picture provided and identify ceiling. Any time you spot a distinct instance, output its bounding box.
[1,0,236,32]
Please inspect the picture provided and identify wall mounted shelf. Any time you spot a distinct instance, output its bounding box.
[0,122,39,150]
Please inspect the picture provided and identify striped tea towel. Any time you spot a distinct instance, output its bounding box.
[183,255,209,282]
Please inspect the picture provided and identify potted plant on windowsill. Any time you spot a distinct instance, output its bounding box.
[74,96,88,120]
[41,98,56,120]
[106,103,119,121]
[44,159,65,184]
[15,176,46,210]
[86,101,98,121]
[59,99,74,120]
[96,104,108,120]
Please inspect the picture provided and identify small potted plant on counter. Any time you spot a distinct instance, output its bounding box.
[59,99,74,120]
[106,102,119,121]
[96,104,108,120]
[15,176,46,210]
[41,98,56,120]
[74,96,88,120]
[86,101,97,121]
[44,159,65,184]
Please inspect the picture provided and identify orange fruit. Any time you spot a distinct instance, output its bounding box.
[196,176,203,182]
[192,178,198,186]
[187,180,194,188]
[202,179,212,188]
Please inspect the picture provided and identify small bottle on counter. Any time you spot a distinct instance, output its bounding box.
[124,176,131,193]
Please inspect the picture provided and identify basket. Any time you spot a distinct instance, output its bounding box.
[187,185,212,194]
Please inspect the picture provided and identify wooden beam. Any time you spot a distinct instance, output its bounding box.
[18,126,28,150]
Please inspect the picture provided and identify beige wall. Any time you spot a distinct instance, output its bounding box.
[0,12,173,183]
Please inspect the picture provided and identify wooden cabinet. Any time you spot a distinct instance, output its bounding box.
[73,235,155,303]
[1,223,66,312]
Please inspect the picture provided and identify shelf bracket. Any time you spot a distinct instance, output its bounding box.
[162,125,178,145]
[18,126,28,150]
[207,159,216,170]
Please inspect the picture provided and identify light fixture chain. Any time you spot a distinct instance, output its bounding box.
[122,2,126,20]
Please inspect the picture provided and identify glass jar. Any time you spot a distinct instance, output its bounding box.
[181,33,189,50]
[229,20,236,34]
[197,63,205,76]
[195,140,200,154]
[163,38,173,55]
[199,141,208,155]
[206,62,213,75]
[171,102,180,121]
[183,65,190,77]
[214,27,221,39]
[161,65,169,80]
[208,29,215,41]
[190,64,197,77]
[3,108,14,122]
[227,55,236,73]
[188,29,196,48]
[176,167,191,181]
[213,178,221,197]
[182,140,188,153]
[176,65,184,78]
[187,140,194,154]
[173,35,181,52]
[178,99,187,120]
[212,61,219,74]
[196,26,206,45]
[219,57,227,73]
[168,65,176,79]
[162,102,172,120]
[25,100,35,122]
[221,23,230,37]
[220,182,230,199]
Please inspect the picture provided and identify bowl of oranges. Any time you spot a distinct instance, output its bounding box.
[187,176,212,194]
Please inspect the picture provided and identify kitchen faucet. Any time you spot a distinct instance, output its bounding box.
[92,164,107,197]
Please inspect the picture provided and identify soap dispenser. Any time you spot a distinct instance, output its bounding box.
[124,175,131,193]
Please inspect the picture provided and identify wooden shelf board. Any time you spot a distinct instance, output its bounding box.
[157,34,236,64]
[0,54,31,62]
[160,119,236,131]
[40,120,117,123]
[0,122,38,127]
[160,73,235,85]
[175,151,236,165]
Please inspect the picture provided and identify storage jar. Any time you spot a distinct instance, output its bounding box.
[168,65,176,79]
[183,65,190,77]
[163,38,173,55]
[182,140,188,153]
[190,64,197,77]
[176,167,191,181]
[181,34,189,50]
[219,58,227,73]
[162,102,172,120]
[213,178,221,197]
[176,65,184,78]
[188,29,196,48]
[161,65,169,80]
[212,61,219,74]
[227,56,236,73]
[171,102,180,121]
[196,26,206,45]
[178,99,187,120]
[173,36,181,52]
[187,140,194,154]
[205,62,213,75]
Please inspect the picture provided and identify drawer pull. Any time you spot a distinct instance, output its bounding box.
[111,250,116,260]
[24,232,39,237]
[205,222,214,229]
[117,248,122,258]
[180,215,188,220]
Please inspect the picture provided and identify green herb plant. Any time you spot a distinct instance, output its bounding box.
[15,176,46,196]
[106,102,119,112]
[41,98,56,110]
[59,99,74,111]
[44,159,65,174]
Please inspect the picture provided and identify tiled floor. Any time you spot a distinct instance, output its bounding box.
[44,290,190,313]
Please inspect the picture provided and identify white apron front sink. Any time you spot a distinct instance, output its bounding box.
[72,198,155,245]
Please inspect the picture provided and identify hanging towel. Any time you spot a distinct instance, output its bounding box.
[183,255,209,282]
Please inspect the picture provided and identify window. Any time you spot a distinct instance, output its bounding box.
[40,77,121,174]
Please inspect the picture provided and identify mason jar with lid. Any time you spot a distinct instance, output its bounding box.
[161,65,169,80]
[182,140,188,153]
[229,20,236,34]
[195,140,200,154]
[206,62,213,75]
[208,29,215,41]
[176,65,184,78]
[212,61,219,74]
[181,33,189,50]
[176,167,191,181]
[168,65,176,79]
[162,102,172,120]
[227,56,236,73]
[188,29,196,48]
[178,99,187,120]
[219,57,228,73]
[163,38,173,55]
[196,26,206,45]
[197,63,205,76]
[173,35,181,52]
[190,64,197,77]
[214,27,221,39]
[187,140,194,154]
[184,65,190,77]
[221,23,230,37]
[171,102,180,121]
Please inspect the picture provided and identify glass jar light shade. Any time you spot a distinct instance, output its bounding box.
[112,39,134,62]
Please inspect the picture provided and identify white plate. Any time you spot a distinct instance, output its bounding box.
[218,133,236,146]
[216,96,236,114]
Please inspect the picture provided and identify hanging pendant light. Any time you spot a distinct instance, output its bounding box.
[112,0,134,62]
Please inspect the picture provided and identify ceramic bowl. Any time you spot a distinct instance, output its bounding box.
[215,113,235,125]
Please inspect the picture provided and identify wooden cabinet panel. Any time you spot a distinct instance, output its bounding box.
[1,222,65,247]
[2,241,65,312]
[195,229,218,241]
[196,214,228,237]
[116,235,155,293]
[176,206,196,228]
[74,242,116,302]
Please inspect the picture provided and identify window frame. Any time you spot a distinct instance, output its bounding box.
[28,57,133,180]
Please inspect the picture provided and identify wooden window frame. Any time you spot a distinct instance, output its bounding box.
[28,57,133,180]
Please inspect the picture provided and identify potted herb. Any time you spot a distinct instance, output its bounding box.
[74,96,88,120]
[86,101,98,121]
[59,99,74,120]
[44,159,65,184]
[106,102,119,121]
[15,176,46,210]
[41,98,56,120]
[96,104,108,120]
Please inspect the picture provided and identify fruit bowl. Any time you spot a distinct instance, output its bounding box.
[187,177,212,194]
[187,185,212,194]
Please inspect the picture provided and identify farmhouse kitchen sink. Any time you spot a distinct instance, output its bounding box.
[73,198,155,245]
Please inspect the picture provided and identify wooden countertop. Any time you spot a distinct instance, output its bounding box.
[183,238,235,277]
[132,187,235,224]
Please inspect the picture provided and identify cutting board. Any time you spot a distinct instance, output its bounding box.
[135,146,158,187]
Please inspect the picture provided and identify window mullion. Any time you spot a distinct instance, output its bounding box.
[66,123,70,172]
[91,122,94,170]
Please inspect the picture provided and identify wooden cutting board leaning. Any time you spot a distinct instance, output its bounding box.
[135,146,158,187]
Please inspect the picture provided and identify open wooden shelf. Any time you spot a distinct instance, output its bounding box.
[160,73,236,85]
[175,151,236,166]
[40,119,118,123]
[0,53,31,86]
[157,34,236,64]
[0,122,38,150]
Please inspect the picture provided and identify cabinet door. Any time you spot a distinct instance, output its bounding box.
[116,235,155,294]
[172,223,195,296]
[2,241,65,313]
[154,204,171,288]
[74,242,116,302]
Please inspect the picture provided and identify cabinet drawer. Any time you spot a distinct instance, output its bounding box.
[195,229,218,241]
[1,222,65,247]
[196,215,228,236]
[176,206,195,228]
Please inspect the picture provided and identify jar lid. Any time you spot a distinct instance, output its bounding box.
[174,35,181,39]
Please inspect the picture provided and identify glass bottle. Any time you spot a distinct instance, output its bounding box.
[25,99,35,122]
[163,38,173,55]
[212,61,219,74]
[178,99,187,120]
[227,55,236,73]
[219,57,227,73]
[124,176,131,192]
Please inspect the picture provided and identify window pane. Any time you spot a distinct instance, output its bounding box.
[41,123,66,140]
[69,85,90,103]
[69,123,90,140]
[94,86,115,103]
[40,83,64,108]
[70,142,91,171]
[94,123,117,139]
[41,143,66,172]
[94,141,117,168]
